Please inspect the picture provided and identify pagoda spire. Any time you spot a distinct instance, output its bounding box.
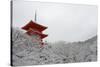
[35,10,37,22]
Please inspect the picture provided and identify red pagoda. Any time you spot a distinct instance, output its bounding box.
[22,11,48,47]
[22,20,48,47]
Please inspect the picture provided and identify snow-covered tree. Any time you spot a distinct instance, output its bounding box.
[12,27,97,66]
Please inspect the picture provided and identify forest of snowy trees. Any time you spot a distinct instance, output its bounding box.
[12,28,97,66]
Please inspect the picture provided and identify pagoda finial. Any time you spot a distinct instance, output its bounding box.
[35,10,37,22]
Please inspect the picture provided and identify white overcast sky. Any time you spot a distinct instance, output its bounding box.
[12,0,98,42]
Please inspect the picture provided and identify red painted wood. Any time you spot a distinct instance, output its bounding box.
[22,20,47,32]
[22,20,48,47]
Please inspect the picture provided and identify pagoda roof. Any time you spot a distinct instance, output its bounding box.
[22,20,47,32]
[26,30,48,39]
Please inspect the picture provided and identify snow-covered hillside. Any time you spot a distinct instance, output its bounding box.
[12,28,97,66]
[52,36,97,63]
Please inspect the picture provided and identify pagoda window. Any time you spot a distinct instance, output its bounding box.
[31,34,38,39]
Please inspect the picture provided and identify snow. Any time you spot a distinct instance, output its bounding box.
[12,28,97,66]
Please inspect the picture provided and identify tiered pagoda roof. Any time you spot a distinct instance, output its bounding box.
[22,20,48,39]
